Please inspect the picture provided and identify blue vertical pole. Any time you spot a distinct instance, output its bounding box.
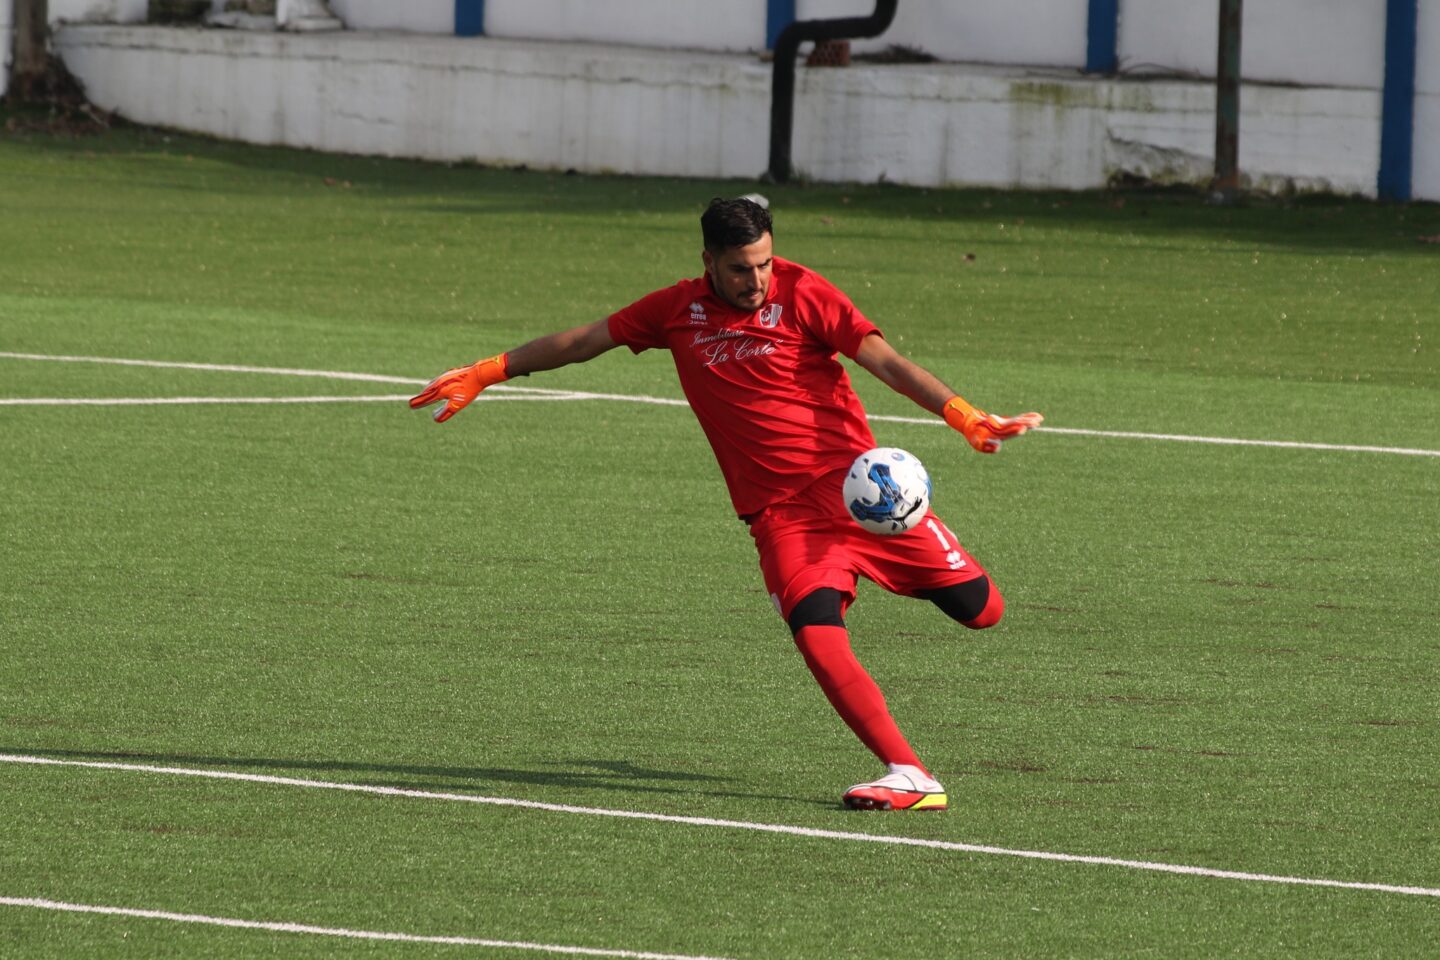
[1378,0,1417,201]
[1086,0,1119,74]
[456,0,485,37]
[767,0,796,50]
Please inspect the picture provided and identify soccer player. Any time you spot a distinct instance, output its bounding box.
[411,197,1042,811]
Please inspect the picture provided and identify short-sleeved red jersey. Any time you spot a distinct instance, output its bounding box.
[607,257,880,517]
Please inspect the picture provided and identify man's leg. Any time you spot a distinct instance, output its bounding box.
[788,588,948,810]
[917,575,1005,629]
[748,477,947,809]
[787,588,926,770]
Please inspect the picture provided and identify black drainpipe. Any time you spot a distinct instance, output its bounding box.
[767,0,899,184]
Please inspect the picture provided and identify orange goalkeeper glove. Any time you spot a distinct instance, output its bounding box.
[942,396,1043,454]
[409,354,510,423]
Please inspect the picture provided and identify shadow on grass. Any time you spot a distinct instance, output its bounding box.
[5,745,834,807]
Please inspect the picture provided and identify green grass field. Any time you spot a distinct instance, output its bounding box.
[1,118,1438,958]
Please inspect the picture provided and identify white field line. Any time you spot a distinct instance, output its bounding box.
[0,394,591,407]
[3,754,1437,900]
[0,395,412,406]
[2,351,1437,457]
[0,351,686,407]
[0,351,425,386]
[865,414,1440,458]
[0,896,732,960]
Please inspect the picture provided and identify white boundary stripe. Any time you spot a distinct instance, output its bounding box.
[0,351,688,406]
[0,351,424,386]
[0,395,412,406]
[3,754,1436,899]
[865,415,1440,458]
[0,896,732,960]
[3,350,1436,457]
[1039,426,1440,458]
[0,394,594,407]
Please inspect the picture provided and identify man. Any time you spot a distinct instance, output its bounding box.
[411,197,1042,811]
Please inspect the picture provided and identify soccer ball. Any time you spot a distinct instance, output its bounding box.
[842,447,932,535]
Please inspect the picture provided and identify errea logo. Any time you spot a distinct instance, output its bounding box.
[688,301,708,324]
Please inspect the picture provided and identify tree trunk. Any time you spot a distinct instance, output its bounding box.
[12,0,51,100]
[1211,0,1243,202]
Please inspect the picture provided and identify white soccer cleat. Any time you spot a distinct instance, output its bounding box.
[842,763,948,811]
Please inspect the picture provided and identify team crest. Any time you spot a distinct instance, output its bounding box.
[758,304,783,328]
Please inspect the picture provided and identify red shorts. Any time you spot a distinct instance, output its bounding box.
[748,467,987,622]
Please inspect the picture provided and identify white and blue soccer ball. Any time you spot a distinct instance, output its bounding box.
[843,447,932,535]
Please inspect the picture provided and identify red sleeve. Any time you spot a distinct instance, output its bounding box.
[607,285,679,354]
[796,273,881,359]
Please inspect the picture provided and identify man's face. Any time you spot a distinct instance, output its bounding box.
[702,233,774,312]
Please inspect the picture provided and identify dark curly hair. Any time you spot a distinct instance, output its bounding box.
[701,197,773,253]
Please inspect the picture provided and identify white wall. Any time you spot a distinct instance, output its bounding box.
[484,0,767,52]
[327,0,453,35]
[1119,0,1387,89]
[23,0,1404,95]
[50,0,147,24]
[800,0,1088,68]
[1415,0,1440,200]
[0,0,10,101]
[23,2,1440,202]
[54,25,1397,198]
[55,28,772,177]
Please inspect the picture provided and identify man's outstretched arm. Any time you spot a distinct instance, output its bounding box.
[409,319,618,423]
[854,333,1042,453]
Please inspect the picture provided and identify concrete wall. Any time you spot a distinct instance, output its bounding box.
[1119,0,1387,88]
[328,0,453,35]
[29,0,1400,95]
[1417,0,1440,201]
[791,66,1380,195]
[0,0,11,101]
[312,0,1395,94]
[486,0,767,52]
[53,25,1388,198]
[801,0,1089,68]
[54,28,771,178]
[14,1,1439,201]
[50,0,147,25]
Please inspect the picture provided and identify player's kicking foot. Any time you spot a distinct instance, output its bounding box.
[842,763,948,811]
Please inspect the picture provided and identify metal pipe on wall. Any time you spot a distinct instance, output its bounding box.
[767,0,898,184]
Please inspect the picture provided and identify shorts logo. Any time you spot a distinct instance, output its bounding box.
[758,304,783,328]
[688,301,708,324]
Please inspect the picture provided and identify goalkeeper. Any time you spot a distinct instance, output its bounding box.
[412,197,1041,811]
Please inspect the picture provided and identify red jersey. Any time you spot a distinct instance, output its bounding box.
[607,257,880,517]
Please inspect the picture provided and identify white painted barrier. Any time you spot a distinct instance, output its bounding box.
[1417,2,1440,202]
[53,25,1388,197]
[50,0,148,25]
[1119,0,1387,89]
[31,1,1409,91]
[485,0,768,52]
[801,0,1089,68]
[0,0,11,101]
[9,0,1437,200]
[328,0,452,35]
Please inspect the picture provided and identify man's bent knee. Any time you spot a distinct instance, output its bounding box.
[787,587,846,635]
[920,577,1004,630]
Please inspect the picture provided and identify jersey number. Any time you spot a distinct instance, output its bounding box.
[926,519,967,571]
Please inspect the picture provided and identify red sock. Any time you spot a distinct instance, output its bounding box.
[793,625,925,771]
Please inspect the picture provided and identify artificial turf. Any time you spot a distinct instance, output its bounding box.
[1,117,1437,958]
